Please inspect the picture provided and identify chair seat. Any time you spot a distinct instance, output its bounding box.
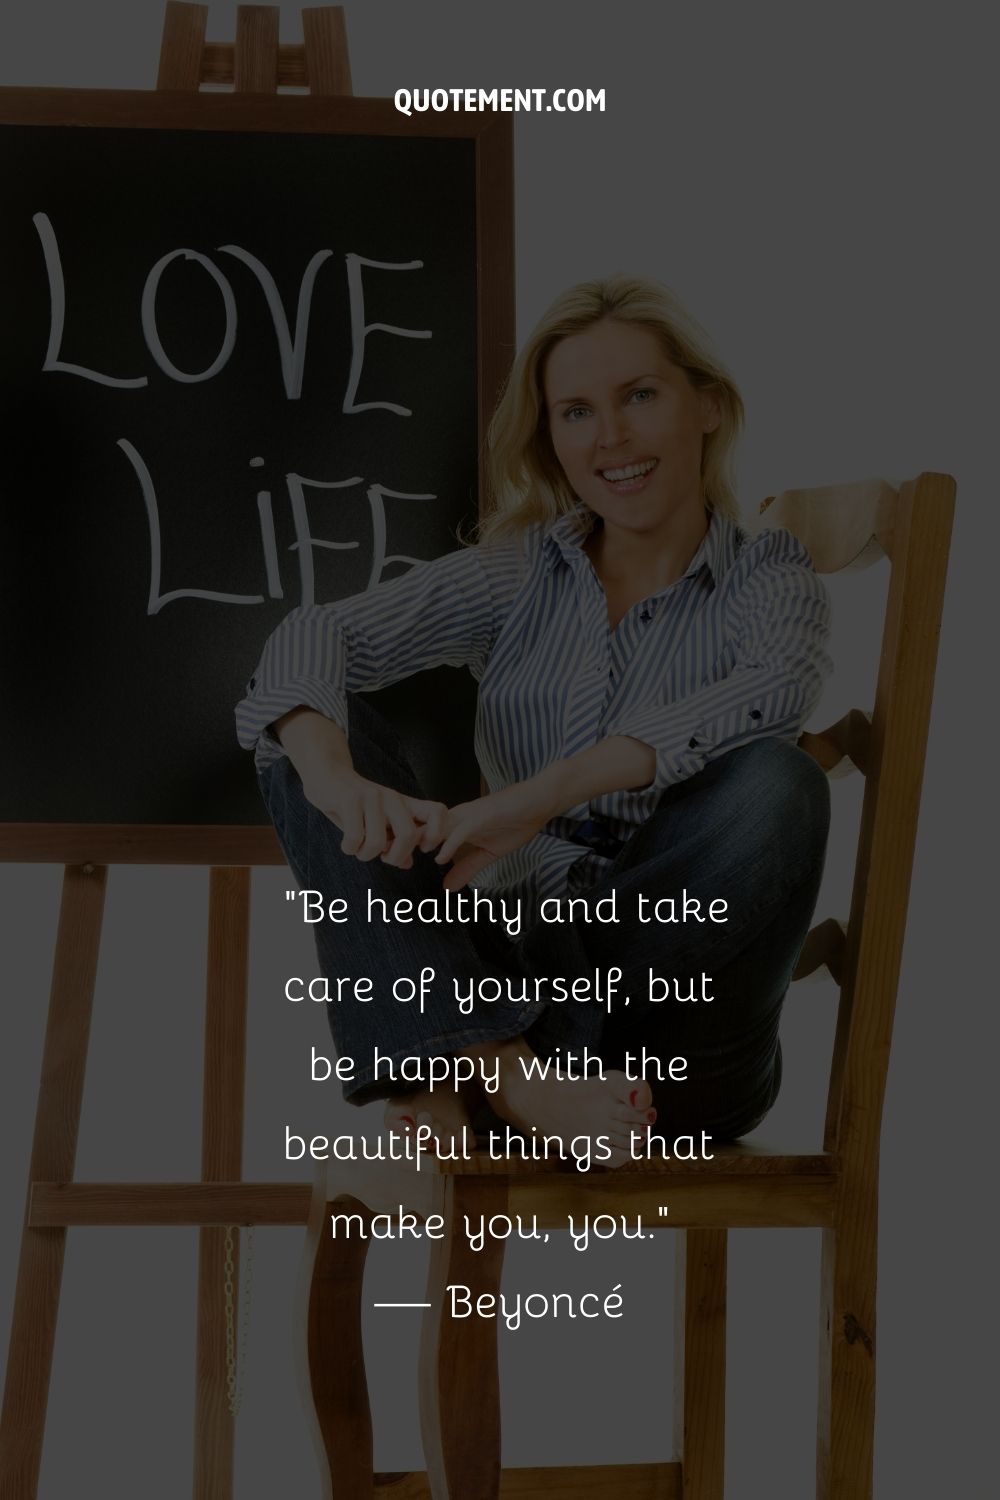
[428,1138,837,1178]
[321,1138,839,1233]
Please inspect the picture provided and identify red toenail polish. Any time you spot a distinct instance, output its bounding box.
[630,1090,638,1107]
[399,1114,416,1128]
[647,1111,657,1124]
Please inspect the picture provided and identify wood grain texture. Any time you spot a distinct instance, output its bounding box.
[29,1181,311,1227]
[674,1231,727,1500]
[369,1465,681,1498]
[234,5,279,92]
[0,85,509,138]
[199,41,306,86]
[307,1197,376,1498]
[475,114,516,510]
[0,823,284,865]
[793,918,847,986]
[420,1178,508,1499]
[799,709,872,778]
[507,1175,835,1230]
[303,6,353,94]
[200,869,252,1183]
[156,0,208,89]
[816,473,955,1497]
[0,865,107,1500]
[433,1141,836,1177]
[757,477,897,571]
[194,867,252,1498]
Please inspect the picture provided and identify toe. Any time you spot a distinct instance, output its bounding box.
[619,1078,653,1112]
[385,1102,418,1133]
[612,1104,656,1126]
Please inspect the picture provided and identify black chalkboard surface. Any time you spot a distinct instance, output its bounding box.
[0,90,513,857]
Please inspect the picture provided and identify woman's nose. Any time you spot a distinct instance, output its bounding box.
[596,408,630,448]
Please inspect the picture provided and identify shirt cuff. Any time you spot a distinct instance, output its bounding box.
[234,676,349,753]
[605,686,798,792]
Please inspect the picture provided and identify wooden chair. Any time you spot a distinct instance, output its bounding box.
[296,471,955,1500]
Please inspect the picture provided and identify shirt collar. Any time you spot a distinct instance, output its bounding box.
[542,503,737,588]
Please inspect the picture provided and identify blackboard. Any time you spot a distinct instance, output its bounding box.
[0,89,513,860]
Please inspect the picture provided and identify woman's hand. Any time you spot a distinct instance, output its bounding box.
[301,763,448,868]
[432,775,560,890]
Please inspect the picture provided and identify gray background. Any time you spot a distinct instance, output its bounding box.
[1,2,994,1496]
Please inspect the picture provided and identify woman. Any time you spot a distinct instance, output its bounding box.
[236,274,832,1167]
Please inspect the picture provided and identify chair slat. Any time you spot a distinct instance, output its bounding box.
[794,917,847,985]
[758,477,896,571]
[800,708,871,777]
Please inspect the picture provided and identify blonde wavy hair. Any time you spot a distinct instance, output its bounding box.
[477,274,744,544]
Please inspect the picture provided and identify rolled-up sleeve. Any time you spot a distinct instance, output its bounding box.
[235,544,516,758]
[603,530,832,790]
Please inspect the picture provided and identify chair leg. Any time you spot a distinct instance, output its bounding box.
[674,1228,727,1500]
[302,1192,376,1499]
[419,1178,507,1500]
[817,1217,876,1500]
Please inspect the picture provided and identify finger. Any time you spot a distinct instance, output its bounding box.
[357,791,390,861]
[435,820,470,866]
[380,796,423,869]
[336,801,365,856]
[408,797,449,823]
[415,803,449,852]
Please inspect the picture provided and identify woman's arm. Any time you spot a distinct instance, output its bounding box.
[432,735,654,888]
[599,529,832,793]
[433,531,830,889]
[274,705,354,777]
[275,706,450,866]
[544,734,655,803]
[235,541,523,755]
[237,543,525,864]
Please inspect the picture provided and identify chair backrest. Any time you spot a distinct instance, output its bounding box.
[758,473,955,1172]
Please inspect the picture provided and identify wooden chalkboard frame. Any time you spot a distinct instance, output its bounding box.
[0,85,514,864]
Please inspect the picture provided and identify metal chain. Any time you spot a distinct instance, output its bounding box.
[223,1224,255,1418]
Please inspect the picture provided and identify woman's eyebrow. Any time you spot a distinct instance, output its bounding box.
[550,372,663,409]
[614,371,663,390]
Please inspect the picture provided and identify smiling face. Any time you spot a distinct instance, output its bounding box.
[542,318,721,540]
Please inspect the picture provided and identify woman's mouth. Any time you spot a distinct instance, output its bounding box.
[597,457,659,495]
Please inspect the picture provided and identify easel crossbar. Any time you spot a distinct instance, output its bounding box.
[29,1182,313,1227]
[29,1176,838,1229]
[201,42,308,86]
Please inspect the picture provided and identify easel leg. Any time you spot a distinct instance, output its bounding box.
[0,864,107,1500]
[419,1179,506,1500]
[817,1217,876,1500]
[193,867,251,1500]
[299,1193,375,1499]
[674,1228,727,1500]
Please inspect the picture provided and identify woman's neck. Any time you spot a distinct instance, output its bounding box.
[585,503,710,595]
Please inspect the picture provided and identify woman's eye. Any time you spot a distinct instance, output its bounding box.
[628,387,656,404]
[564,405,590,421]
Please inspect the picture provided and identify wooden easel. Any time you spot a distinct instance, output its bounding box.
[0,8,353,1496]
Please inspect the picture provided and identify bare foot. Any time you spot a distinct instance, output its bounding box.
[468,1040,654,1168]
[384,1084,476,1154]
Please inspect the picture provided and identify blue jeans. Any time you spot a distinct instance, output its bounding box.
[259,697,830,1140]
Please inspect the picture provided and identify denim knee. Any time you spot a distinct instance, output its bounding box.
[341,692,424,796]
[715,737,830,865]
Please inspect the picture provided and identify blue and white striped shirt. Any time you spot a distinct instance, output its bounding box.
[236,507,831,903]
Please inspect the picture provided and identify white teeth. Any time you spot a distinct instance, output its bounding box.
[601,459,657,482]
